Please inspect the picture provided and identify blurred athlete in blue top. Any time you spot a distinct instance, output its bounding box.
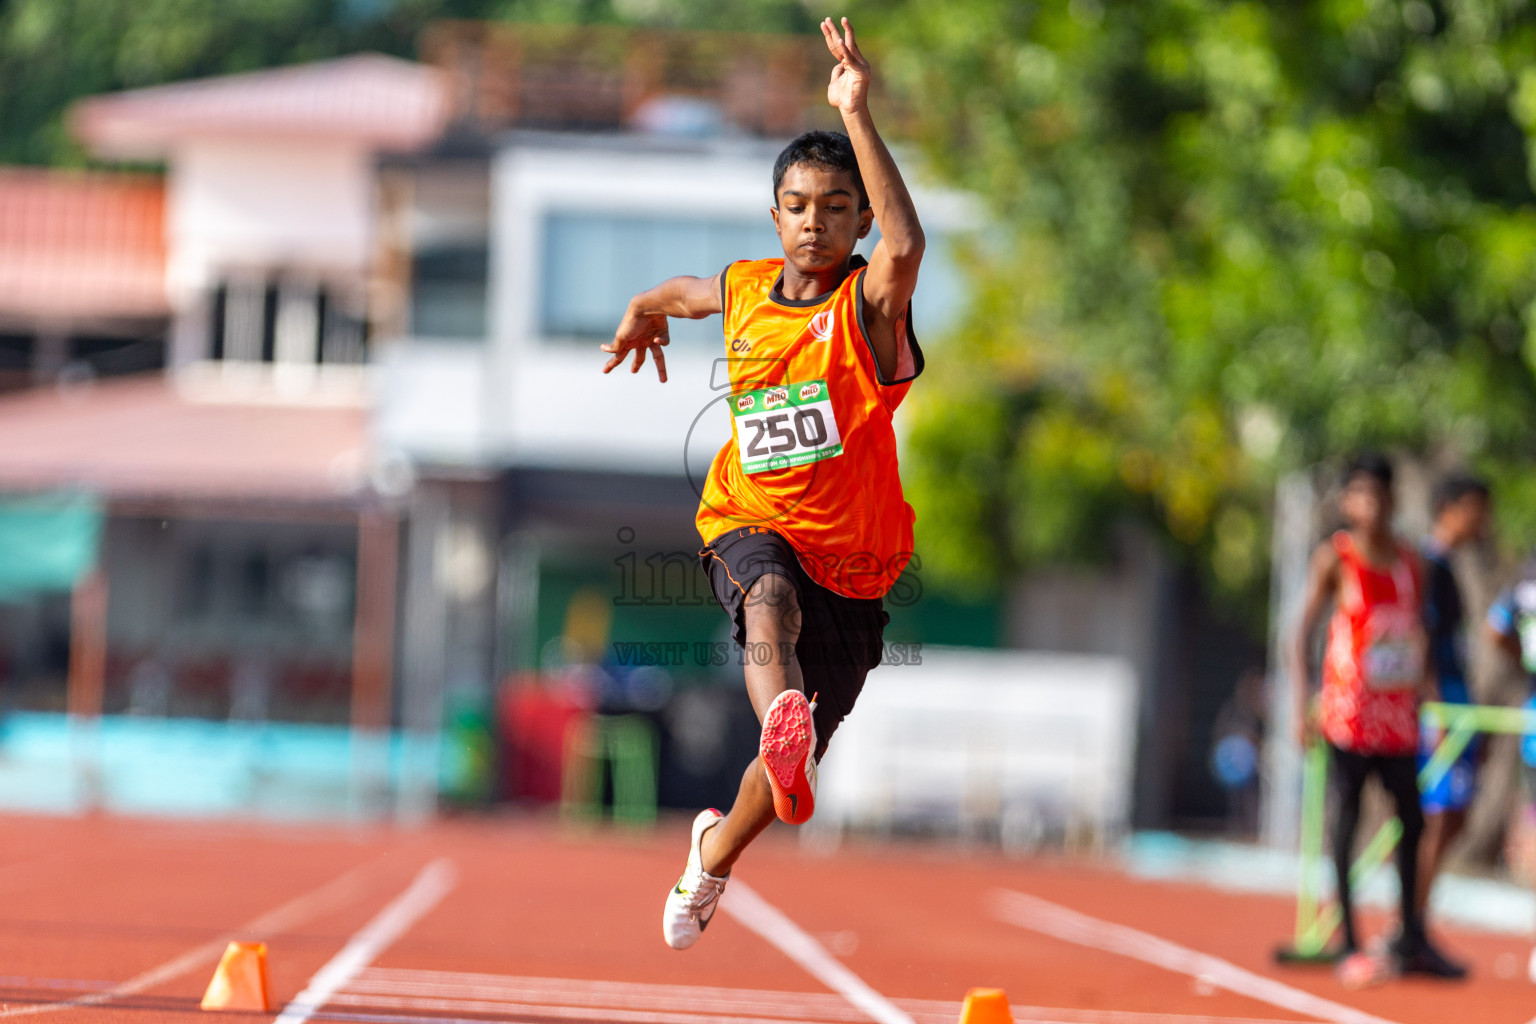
[1484,546,1536,983]
[1413,474,1489,976]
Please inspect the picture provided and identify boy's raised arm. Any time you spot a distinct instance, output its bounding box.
[602,271,723,383]
[822,17,924,382]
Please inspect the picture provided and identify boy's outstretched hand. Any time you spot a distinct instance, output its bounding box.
[602,308,670,383]
[821,17,870,116]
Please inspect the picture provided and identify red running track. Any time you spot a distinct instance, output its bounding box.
[0,813,1525,1024]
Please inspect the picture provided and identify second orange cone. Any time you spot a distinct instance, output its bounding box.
[200,940,271,1012]
[958,987,1014,1024]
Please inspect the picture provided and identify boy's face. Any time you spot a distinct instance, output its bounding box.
[1442,493,1490,546]
[771,163,873,275]
[1341,474,1392,533]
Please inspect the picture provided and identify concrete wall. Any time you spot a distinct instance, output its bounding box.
[1005,526,1185,829]
[166,138,375,299]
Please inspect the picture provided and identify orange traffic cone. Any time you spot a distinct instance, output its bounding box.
[958,987,1014,1024]
[200,941,271,1011]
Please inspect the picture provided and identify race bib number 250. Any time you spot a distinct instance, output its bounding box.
[733,379,843,474]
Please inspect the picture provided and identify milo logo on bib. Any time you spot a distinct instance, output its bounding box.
[732,378,843,475]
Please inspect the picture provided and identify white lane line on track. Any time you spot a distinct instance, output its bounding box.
[333,991,854,1024]
[0,851,401,1019]
[991,889,1403,1024]
[319,1014,823,1024]
[275,858,456,1024]
[347,968,884,1021]
[338,969,1334,1024]
[321,1015,1312,1024]
[322,1018,1322,1024]
[0,977,117,992]
[720,879,914,1024]
[324,1014,1335,1024]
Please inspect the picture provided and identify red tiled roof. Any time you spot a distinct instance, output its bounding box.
[72,54,450,160]
[0,168,168,324]
[0,376,370,506]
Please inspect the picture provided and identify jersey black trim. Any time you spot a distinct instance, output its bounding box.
[768,254,870,309]
[769,275,836,308]
[854,269,925,386]
[718,260,735,320]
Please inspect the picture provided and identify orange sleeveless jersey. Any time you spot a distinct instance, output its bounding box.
[696,257,924,600]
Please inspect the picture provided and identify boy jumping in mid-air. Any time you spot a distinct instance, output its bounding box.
[600,17,925,949]
[1289,454,1461,980]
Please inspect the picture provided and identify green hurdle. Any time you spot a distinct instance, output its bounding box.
[1289,742,1328,956]
[560,714,659,827]
[1278,701,1536,962]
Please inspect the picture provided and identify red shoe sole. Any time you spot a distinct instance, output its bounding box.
[760,691,814,825]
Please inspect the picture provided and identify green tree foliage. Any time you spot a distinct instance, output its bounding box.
[853,0,1536,601]
[0,0,817,166]
[0,0,448,165]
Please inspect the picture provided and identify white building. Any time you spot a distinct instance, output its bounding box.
[73,53,450,393]
[381,132,972,471]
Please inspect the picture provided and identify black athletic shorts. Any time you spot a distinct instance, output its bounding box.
[699,526,888,760]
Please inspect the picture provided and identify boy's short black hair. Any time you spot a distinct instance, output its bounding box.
[772,131,869,210]
[1342,451,1394,490]
[1432,472,1490,515]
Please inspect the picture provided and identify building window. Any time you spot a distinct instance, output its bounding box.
[411,244,489,340]
[539,212,965,346]
[208,277,368,365]
[540,212,779,344]
[72,335,168,377]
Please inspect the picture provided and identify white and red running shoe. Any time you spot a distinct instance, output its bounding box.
[760,690,817,825]
[662,809,728,950]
